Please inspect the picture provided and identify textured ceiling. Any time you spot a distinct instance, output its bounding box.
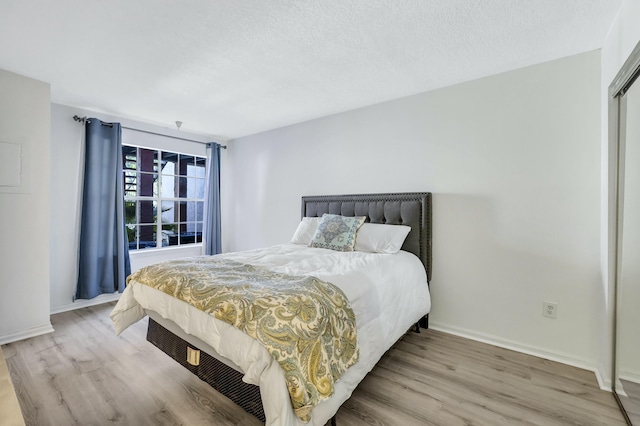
[0,0,623,140]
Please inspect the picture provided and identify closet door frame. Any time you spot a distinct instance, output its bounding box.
[609,39,640,426]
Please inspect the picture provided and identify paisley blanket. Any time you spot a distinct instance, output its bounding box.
[127,257,359,421]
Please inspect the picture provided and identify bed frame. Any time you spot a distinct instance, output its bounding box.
[301,192,432,279]
[146,192,432,424]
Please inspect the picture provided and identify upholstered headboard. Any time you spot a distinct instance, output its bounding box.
[301,192,432,282]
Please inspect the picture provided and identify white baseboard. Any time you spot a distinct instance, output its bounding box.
[615,378,629,397]
[0,323,55,345]
[595,365,612,391]
[50,292,121,315]
[0,294,121,345]
[429,322,608,390]
[619,370,640,385]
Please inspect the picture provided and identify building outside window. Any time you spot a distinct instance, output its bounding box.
[122,145,206,250]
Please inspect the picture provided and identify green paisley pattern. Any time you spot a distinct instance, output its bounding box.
[127,257,359,421]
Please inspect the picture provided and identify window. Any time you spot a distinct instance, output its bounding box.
[123,145,206,250]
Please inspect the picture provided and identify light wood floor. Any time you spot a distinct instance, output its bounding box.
[2,303,626,426]
[0,346,25,426]
[620,379,640,424]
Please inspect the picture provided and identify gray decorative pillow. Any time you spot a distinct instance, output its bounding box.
[309,214,366,252]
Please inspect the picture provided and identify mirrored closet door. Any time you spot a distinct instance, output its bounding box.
[613,41,640,426]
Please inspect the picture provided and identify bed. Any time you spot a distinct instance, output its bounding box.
[110,192,432,425]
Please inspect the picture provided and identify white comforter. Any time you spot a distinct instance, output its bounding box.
[110,243,430,426]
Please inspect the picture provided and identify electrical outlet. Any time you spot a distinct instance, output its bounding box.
[543,301,557,319]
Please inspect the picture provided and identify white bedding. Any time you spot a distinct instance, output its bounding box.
[110,243,430,425]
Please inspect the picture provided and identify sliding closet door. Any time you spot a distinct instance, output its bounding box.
[616,75,640,425]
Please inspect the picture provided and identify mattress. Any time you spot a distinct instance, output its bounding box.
[110,243,430,425]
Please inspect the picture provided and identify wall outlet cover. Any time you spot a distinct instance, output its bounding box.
[543,301,557,319]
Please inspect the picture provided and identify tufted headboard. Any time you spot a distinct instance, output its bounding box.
[301,192,432,282]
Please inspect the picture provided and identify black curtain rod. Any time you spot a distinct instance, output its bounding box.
[73,115,227,149]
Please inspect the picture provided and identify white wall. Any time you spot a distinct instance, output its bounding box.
[0,69,52,344]
[599,0,640,388]
[49,103,213,314]
[222,51,603,371]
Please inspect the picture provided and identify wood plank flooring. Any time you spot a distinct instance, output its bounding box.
[620,379,640,424]
[0,346,26,426]
[1,302,626,426]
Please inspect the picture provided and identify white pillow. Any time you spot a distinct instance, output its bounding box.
[290,217,322,245]
[354,223,411,254]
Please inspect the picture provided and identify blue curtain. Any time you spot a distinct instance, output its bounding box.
[203,142,221,255]
[76,119,131,300]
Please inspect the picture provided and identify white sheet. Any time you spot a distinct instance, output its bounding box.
[110,243,430,426]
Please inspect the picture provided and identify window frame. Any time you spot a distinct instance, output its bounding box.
[122,143,207,251]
